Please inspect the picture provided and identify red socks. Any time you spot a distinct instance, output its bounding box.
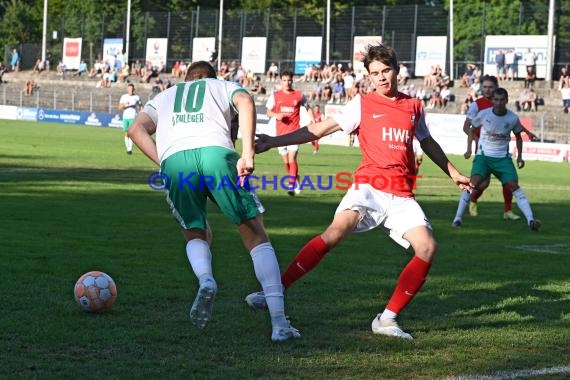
[385,256,431,315]
[288,161,298,186]
[281,236,330,289]
[470,187,483,203]
[503,184,513,212]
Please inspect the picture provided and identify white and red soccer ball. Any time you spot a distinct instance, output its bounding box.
[74,271,117,312]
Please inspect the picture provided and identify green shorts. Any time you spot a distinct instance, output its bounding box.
[122,118,135,132]
[471,155,518,185]
[160,146,264,230]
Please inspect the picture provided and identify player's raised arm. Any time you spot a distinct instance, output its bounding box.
[255,117,341,154]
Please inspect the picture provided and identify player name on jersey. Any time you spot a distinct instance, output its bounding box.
[172,112,205,126]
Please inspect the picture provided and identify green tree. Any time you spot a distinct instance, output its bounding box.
[0,0,42,50]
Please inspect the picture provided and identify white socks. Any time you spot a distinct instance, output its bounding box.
[186,239,214,286]
[512,188,534,224]
[380,309,397,321]
[124,136,133,152]
[250,242,288,328]
[454,190,471,221]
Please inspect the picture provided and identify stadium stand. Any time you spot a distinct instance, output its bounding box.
[0,69,568,144]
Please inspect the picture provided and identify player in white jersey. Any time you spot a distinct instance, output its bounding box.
[452,88,541,231]
[118,84,141,154]
[126,61,300,342]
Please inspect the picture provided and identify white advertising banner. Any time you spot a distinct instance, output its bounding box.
[353,36,382,74]
[0,105,18,120]
[294,36,322,75]
[241,37,267,74]
[62,38,82,70]
[484,35,552,79]
[145,38,168,67]
[103,38,123,66]
[415,36,447,77]
[192,37,216,63]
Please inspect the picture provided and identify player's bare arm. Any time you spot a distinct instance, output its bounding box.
[463,118,474,159]
[420,135,472,192]
[515,132,525,169]
[521,125,538,141]
[233,91,256,177]
[127,113,159,165]
[255,117,341,154]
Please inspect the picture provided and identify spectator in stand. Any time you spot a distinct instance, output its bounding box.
[424,65,439,87]
[329,80,345,104]
[10,48,20,72]
[0,62,6,83]
[559,66,570,90]
[461,92,475,114]
[440,85,452,108]
[132,60,142,78]
[523,48,537,76]
[171,61,181,78]
[416,87,427,106]
[524,66,536,89]
[89,60,105,78]
[470,77,481,97]
[515,88,537,112]
[307,82,323,103]
[397,63,410,85]
[321,83,332,102]
[266,62,279,82]
[522,88,537,112]
[505,49,516,81]
[179,61,188,79]
[561,81,570,113]
[495,49,506,81]
[438,70,451,88]
[343,70,356,103]
[408,83,417,98]
[427,88,443,109]
[118,63,130,83]
[463,63,476,87]
[73,60,88,77]
[23,79,37,96]
[56,61,66,77]
[319,63,333,83]
[33,58,44,73]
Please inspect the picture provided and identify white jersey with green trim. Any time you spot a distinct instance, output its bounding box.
[471,108,523,158]
[119,94,141,119]
[142,78,248,163]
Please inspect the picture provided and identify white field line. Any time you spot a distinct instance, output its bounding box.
[513,243,570,255]
[447,365,570,380]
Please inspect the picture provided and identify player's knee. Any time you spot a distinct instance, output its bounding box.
[414,239,437,262]
[321,229,346,248]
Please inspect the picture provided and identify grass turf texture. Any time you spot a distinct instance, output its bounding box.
[1,120,569,379]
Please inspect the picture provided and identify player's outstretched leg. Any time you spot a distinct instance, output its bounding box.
[512,187,541,232]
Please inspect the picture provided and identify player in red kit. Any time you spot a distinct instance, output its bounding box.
[246,44,471,339]
[266,70,314,195]
[311,104,322,154]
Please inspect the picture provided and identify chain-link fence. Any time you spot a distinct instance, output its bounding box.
[9,3,569,79]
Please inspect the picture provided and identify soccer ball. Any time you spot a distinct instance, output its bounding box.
[74,271,117,312]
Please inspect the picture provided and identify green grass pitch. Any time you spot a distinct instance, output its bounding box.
[1,120,569,379]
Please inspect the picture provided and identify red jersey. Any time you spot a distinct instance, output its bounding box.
[472,97,493,139]
[334,92,429,198]
[267,90,305,136]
